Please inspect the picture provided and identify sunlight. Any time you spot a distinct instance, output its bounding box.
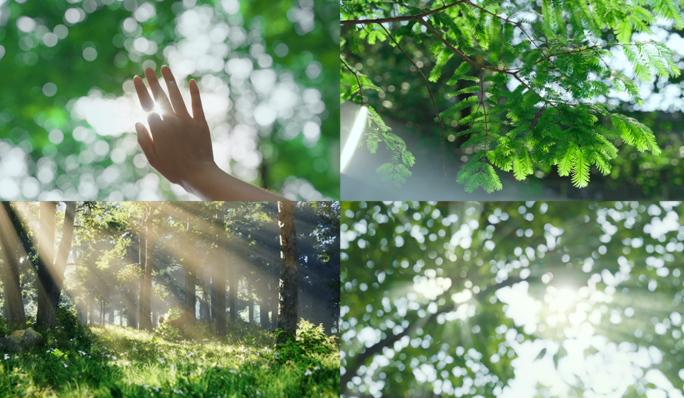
[548,286,578,313]
[413,275,452,300]
[341,106,368,173]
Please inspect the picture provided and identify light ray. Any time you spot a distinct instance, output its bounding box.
[341,106,368,173]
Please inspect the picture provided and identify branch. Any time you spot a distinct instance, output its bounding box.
[380,24,446,176]
[341,58,364,104]
[479,69,489,148]
[340,301,456,391]
[341,274,528,394]
[340,0,467,26]
[535,44,606,65]
[530,103,547,130]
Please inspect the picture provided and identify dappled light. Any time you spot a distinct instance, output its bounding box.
[342,201,684,398]
[0,201,340,396]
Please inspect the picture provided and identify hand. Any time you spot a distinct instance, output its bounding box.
[133,66,285,201]
[133,66,216,189]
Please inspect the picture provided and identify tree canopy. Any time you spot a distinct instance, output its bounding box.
[0,201,340,335]
[342,201,684,397]
[341,0,684,194]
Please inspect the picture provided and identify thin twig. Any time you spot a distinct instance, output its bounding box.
[535,44,606,65]
[530,103,547,129]
[380,24,446,177]
[341,58,364,104]
[480,68,489,149]
[419,19,508,74]
[340,0,467,25]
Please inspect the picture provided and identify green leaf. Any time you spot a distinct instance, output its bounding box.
[571,148,590,188]
[513,147,534,181]
[429,48,454,82]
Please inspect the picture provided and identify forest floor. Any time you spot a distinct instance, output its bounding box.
[0,316,339,397]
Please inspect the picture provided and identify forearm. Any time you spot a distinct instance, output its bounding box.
[182,163,287,201]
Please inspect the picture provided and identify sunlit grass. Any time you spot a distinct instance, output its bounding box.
[0,323,339,397]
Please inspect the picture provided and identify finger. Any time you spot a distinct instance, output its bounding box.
[189,79,207,124]
[134,76,154,112]
[144,68,173,115]
[161,65,190,118]
[135,122,156,164]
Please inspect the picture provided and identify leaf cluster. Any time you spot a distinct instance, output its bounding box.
[341,0,682,192]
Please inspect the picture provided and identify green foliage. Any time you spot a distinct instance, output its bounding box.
[0,325,339,397]
[54,304,93,351]
[341,201,684,397]
[341,0,681,192]
[0,0,340,200]
[273,320,339,366]
[0,317,8,338]
[456,152,502,193]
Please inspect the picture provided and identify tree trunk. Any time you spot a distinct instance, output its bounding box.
[210,273,217,321]
[216,261,226,335]
[38,202,76,328]
[185,268,196,319]
[216,208,227,336]
[0,202,27,326]
[124,285,137,327]
[270,259,279,330]
[184,216,196,322]
[229,253,237,323]
[259,275,269,328]
[276,201,299,345]
[199,270,210,326]
[248,282,254,324]
[36,202,56,328]
[89,294,94,325]
[138,206,154,331]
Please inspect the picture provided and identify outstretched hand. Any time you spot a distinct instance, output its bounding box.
[133,66,214,188]
[133,66,285,201]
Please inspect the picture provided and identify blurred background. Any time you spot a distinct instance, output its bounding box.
[342,201,684,397]
[341,19,684,201]
[0,0,339,201]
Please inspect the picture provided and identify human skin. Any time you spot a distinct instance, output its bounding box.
[133,66,285,201]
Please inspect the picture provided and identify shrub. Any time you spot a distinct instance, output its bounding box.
[273,320,339,364]
[55,304,92,351]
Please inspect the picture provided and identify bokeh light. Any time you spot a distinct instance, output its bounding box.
[0,0,339,200]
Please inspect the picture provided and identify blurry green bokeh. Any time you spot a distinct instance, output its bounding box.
[0,0,340,200]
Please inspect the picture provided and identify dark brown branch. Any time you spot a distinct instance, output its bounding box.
[480,68,489,148]
[340,302,456,391]
[380,24,446,176]
[341,275,525,395]
[340,0,467,25]
[535,44,605,65]
[341,58,364,104]
[530,103,547,130]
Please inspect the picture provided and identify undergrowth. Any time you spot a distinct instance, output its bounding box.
[0,314,339,397]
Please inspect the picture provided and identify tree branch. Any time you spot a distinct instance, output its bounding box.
[341,58,364,104]
[340,0,467,25]
[380,24,446,176]
[530,103,548,130]
[341,301,456,391]
[480,68,489,148]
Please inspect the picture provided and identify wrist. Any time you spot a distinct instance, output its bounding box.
[179,162,222,198]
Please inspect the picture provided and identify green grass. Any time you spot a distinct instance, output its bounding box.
[0,319,339,397]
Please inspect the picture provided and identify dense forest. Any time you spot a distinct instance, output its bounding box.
[342,201,684,397]
[0,200,340,397]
